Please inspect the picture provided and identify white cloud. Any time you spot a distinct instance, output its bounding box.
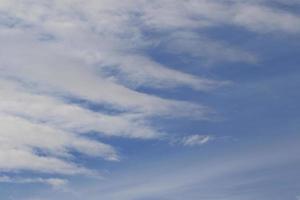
[180,135,213,146]
[46,137,300,200]
[137,0,300,33]
[134,141,299,199]
[162,31,257,64]
[0,0,298,182]
[0,27,211,118]
[0,79,159,139]
[0,176,67,187]
[233,4,300,33]
[0,0,214,177]
[98,54,228,90]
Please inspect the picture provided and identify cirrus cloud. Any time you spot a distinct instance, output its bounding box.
[0,0,298,183]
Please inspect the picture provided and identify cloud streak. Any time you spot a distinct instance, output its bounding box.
[180,135,213,146]
[0,0,299,184]
[0,176,67,188]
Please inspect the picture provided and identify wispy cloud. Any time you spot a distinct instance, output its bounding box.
[0,0,298,183]
[180,135,213,146]
[161,31,257,64]
[31,137,300,200]
[0,176,67,188]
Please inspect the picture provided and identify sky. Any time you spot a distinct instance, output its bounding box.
[0,0,299,199]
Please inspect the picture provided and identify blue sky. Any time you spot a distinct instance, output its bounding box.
[0,0,299,199]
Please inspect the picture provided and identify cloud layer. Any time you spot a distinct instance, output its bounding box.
[0,0,299,183]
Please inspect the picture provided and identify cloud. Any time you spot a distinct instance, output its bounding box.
[161,31,257,64]
[233,3,300,33]
[180,135,213,146]
[0,176,67,187]
[0,79,160,139]
[0,0,219,177]
[40,137,300,200]
[138,0,300,33]
[0,27,211,118]
[98,54,228,90]
[0,0,298,183]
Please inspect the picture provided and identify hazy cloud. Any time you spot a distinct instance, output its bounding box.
[0,0,298,182]
[0,176,67,187]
